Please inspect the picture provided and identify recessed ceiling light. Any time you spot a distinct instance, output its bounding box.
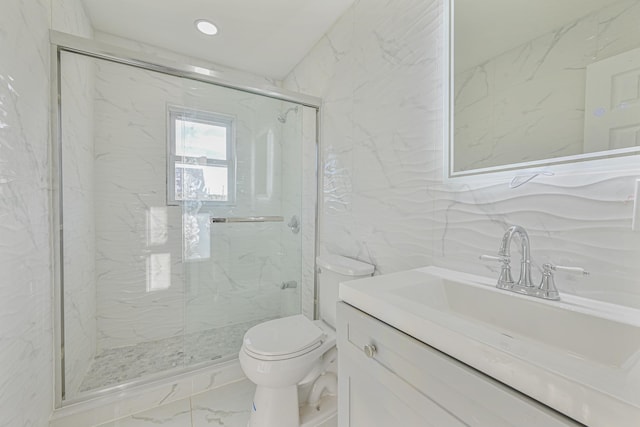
[195,19,218,36]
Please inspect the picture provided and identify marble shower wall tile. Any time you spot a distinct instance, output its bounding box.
[51,0,94,37]
[92,59,260,348]
[276,102,318,320]
[0,1,52,426]
[279,104,303,318]
[286,0,640,309]
[89,55,311,351]
[285,0,443,269]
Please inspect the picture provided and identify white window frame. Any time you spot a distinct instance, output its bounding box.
[167,106,236,206]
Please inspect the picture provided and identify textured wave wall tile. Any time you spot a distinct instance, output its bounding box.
[0,0,53,426]
[430,173,640,307]
[286,0,640,309]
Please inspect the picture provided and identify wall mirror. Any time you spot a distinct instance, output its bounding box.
[449,0,640,177]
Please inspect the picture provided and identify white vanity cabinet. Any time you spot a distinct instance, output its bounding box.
[336,302,582,427]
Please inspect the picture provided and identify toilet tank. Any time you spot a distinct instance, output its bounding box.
[316,254,375,328]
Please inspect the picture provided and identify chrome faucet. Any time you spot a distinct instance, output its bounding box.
[481,225,589,301]
[498,225,534,290]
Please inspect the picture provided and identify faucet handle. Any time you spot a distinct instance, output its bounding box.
[480,254,514,289]
[538,263,589,301]
[479,254,509,263]
[547,264,589,276]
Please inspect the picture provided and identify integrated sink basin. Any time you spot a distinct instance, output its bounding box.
[394,278,640,369]
[339,266,640,427]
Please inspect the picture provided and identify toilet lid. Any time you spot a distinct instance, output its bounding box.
[243,315,325,357]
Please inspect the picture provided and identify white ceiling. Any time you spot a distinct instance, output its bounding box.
[81,0,355,80]
[455,0,623,71]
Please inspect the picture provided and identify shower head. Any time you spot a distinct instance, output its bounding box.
[277,106,299,123]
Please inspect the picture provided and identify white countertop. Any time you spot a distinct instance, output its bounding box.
[339,266,640,427]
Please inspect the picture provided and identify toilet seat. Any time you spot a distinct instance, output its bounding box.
[243,315,326,361]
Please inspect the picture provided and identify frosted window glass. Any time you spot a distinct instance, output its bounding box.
[175,164,229,202]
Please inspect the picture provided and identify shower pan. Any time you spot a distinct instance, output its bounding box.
[52,33,320,404]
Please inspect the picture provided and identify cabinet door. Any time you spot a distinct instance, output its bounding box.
[337,302,581,427]
[341,343,466,427]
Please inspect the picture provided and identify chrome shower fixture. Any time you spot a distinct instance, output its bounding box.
[277,106,299,123]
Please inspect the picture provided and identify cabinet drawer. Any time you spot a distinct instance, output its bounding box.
[337,302,582,427]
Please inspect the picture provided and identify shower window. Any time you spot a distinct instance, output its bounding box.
[168,107,236,205]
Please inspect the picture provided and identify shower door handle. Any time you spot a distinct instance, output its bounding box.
[210,216,284,224]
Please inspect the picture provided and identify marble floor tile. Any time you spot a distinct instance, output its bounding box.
[191,379,255,427]
[96,398,192,427]
[92,378,336,427]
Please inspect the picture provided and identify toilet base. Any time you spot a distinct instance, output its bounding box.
[300,393,337,427]
[247,386,338,427]
[248,385,299,427]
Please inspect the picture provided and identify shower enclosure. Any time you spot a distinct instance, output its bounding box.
[53,34,319,403]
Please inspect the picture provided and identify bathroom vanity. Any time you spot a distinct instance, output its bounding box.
[336,303,579,427]
[336,267,640,427]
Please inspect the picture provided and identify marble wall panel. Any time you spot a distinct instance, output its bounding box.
[84,33,316,328]
[277,103,318,320]
[285,0,640,311]
[91,60,186,350]
[52,0,94,37]
[91,58,304,350]
[0,0,53,426]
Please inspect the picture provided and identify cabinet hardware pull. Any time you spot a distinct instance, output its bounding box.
[363,344,377,358]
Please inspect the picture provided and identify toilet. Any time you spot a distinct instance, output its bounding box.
[239,254,375,427]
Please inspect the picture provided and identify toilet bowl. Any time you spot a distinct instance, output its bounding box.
[239,254,374,427]
[240,316,336,427]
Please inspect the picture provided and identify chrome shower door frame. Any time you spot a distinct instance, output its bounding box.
[50,31,322,408]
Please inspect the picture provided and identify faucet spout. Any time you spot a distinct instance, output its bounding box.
[499,225,534,288]
[483,225,581,301]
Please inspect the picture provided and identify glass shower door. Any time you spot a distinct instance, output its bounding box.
[176,77,305,366]
[58,48,312,402]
